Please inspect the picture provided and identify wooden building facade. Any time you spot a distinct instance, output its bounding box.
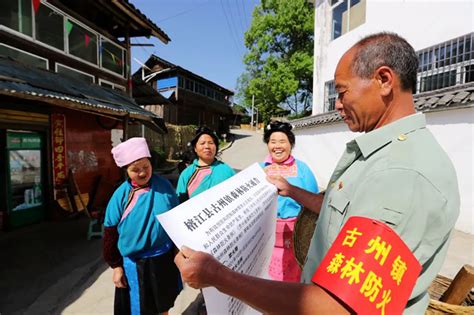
[0,0,169,230]
[135,55,234,135]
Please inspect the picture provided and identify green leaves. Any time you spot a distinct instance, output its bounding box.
[238,0,314,122]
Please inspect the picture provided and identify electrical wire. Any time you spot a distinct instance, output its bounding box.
[156,0,211,23]
[235,0,248,34]
[219,0,244,59]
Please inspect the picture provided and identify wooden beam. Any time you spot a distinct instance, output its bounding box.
[125,27,132,97]
[440,264,474,305]
[0,109,49,124]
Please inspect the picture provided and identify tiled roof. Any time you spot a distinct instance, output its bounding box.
[414,83,474,112]
[291,111,342,129]
[292,83,474,130]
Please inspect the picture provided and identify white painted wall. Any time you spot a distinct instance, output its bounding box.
[293,122,350,188]
[293,108,474,234]
[424,108,474,234]
[313,0,474,114]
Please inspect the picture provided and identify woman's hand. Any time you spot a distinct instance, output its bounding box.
[112,266,128,288]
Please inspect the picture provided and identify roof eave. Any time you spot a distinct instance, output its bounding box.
[110,0,170,44]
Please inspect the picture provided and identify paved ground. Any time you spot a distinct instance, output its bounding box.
[0,217,105,314]
[1,127,472,314]
[220,128,267,172]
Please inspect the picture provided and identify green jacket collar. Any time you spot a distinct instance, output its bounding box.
[354,113,426,159]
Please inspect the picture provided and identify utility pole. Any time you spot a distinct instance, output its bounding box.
[255,108,259,131]
[251,95,254,129]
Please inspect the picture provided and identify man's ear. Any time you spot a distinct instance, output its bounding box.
[375,66,394,97]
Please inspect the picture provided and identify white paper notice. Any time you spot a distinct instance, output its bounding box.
[157,163,277,315]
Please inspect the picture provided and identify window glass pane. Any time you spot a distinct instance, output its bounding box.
[101,39,124,76]
[123,49,127,73]
[185,78,194,90]
[157,77,177,89]
[420,70,456,92]
[465,65,474,83]
[351,0,361,7]
[0,44,47,69]
[465,37,472,62]
[450,40,458,65]
[435,46,446,68]
[100,81,114,88]
[457,40,465,63]
[332,0,347,40]
[0,0,32,36]
[215,92,224,102]
[35,4,64,50]
[425,52,432,71]
[325,80,336,112]
[8,132,43,211]
[206,88,213,98]
[418,51,433,72]
[68,20,97,64]
[444,44,451,66]
[56,64,94,83]
[348,0,365,32]
[10,150,42,211]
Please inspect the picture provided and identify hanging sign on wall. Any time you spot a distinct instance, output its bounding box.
[51,113,67,195]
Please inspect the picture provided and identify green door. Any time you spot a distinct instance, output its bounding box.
[7,131,45,228]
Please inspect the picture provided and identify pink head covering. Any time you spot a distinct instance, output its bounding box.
[111,137,151,167]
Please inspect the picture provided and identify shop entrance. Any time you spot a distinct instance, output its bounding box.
[5,130,45,228]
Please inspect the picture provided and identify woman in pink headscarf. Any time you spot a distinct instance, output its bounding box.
[103,137,181,315]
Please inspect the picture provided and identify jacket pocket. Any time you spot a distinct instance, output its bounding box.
[327,192,350,242]
[328,192,350,214]
[380,207,404,227]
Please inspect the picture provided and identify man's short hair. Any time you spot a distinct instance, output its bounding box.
[351,32,419,93]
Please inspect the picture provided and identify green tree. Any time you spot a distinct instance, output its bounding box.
[237,0,314,122]
[232,103,249,115]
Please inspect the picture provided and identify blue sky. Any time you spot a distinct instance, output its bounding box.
[129,0,261,93]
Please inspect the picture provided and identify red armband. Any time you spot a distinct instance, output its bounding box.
[312,216,421,315]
